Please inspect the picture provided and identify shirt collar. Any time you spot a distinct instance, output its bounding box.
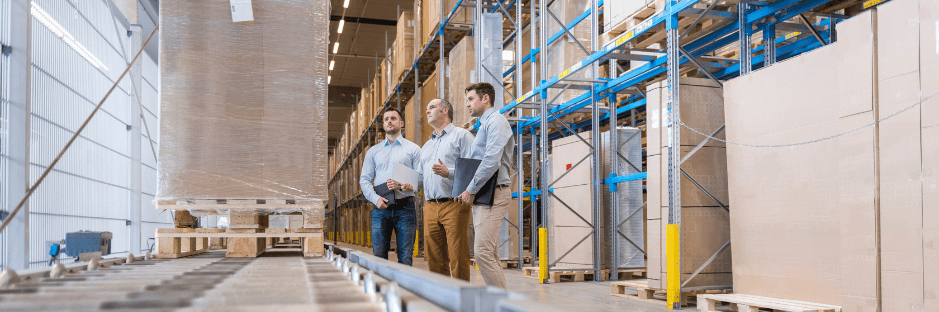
[383,137,403,146]
[480,107,497,123]
[432,123,456,139]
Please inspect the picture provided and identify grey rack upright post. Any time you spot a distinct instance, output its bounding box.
[589,0,602,281]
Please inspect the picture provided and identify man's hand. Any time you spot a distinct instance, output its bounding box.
[377,197,389,209]
[402,183,414,192]
[457,191,474,205]
[386,179,400,190]
[432,159,449,178]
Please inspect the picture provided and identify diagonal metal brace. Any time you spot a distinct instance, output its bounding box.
[680,169,729,212]
[681,241,730,287]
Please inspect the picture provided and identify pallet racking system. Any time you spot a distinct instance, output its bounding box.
[327,0,880,302]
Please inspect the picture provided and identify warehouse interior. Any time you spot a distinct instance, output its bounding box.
[0,0,936,311]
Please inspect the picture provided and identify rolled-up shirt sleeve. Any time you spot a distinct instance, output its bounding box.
[359,147,380,206]
[466,118,512,194]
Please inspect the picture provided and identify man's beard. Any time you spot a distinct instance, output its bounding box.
[385,127,400,135]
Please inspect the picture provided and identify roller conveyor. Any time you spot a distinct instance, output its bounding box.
[0,245,564,312]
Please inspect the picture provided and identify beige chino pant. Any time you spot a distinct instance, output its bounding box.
[471,185,511,289]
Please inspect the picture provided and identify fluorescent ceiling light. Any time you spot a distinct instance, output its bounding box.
[338,19,345,33]
[328,76,332,84]
[343,0,350,8]
[31,1,108,70]
[333,42,339,54]
[329,60,335,70]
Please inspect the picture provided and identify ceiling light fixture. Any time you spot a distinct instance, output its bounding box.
[328,76,332,84]
[333,42,339,54]
[31,1,108,70]
[329,60,335,70]
[343,0,350,8]
[338,19,345,33]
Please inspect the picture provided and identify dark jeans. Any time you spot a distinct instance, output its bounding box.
[371,198,416,265]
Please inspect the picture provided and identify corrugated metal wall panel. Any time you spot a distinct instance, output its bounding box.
[0,0,169,269]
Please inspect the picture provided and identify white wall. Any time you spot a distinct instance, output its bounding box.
[0,0,169,270]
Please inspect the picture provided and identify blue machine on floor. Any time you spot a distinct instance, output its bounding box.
[65,231,112,258]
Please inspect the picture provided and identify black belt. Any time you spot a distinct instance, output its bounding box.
[427,197,451,203]
[392,196,413,204]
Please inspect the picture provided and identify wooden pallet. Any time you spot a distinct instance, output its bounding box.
[470,257,531,269]
[155,228,324,258]
[157,198,325,211]
[612,268,647,280]
[697,294,842,312]
[610,279,731,307]
[154,228,215,259]
[521,266,611,282]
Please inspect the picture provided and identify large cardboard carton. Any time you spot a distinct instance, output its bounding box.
[724,10,880,310]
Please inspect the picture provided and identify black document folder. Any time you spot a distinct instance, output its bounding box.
[373,183,396,206]
[451,158,498,206]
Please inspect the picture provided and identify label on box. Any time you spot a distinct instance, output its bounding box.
[650,108,659,129]
[230,0,254,22]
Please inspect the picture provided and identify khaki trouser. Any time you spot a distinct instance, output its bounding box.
[423,200,472,281]
[471,185,511,288]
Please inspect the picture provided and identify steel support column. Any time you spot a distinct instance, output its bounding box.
[665,1,682,307]
[128,24,143,255]
[588,0,602,281]
[763,23,776,66]
[738,2,751,75]
[515,0,525,270]
[2,0,31,270]
[537,0,550,284]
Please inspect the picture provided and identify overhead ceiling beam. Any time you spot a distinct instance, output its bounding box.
[330,15,397,27]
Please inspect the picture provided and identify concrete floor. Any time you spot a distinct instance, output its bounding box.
[333,242,670,312]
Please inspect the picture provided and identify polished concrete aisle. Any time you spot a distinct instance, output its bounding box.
[333,242,670,312]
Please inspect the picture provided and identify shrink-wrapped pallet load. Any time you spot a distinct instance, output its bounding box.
[158,0,328,258]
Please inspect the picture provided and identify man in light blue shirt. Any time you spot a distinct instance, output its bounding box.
[456,82,515,288]
[418,98,475,281]
[359,107,422,265]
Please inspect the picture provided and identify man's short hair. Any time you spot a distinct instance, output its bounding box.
[381,107,404,120]
[465,82,496,107]
[434,98,454,122]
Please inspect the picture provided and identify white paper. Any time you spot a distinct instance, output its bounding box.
[230,0,254,23]
[393,163,420,188]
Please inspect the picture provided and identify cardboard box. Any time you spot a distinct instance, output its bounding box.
[395,11,416,81]
[645,77,725,152]
[550,131,593,188]
[422,0,470,45]
[448,36,476,128]
[724,10,880,308]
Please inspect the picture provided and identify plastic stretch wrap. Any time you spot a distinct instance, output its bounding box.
[157,0,329,202]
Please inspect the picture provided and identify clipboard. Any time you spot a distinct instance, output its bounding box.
[451,158,498,206]
[393,163,420,188]
[373,183,396,206]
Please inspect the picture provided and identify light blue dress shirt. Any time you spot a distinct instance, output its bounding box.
[466,107,515,194]
[419,123,475,200]
[359,136,422,206]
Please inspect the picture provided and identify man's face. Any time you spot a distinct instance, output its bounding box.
[465,90,489,118]
[426,100,447,125]
[382,111,404,135]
